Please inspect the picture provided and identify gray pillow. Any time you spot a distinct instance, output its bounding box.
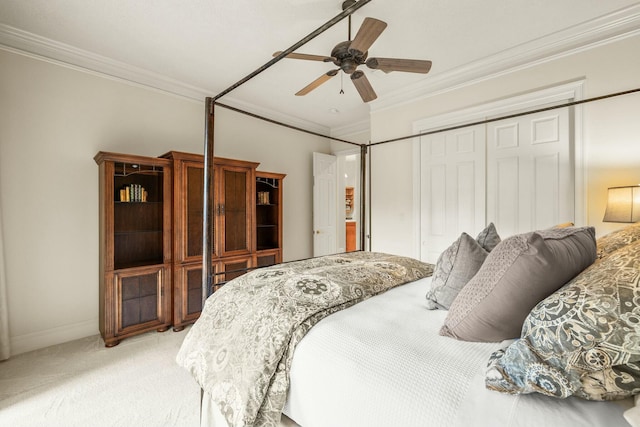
[440,226,597,342]
[425,233,488,310]
[486,238,640,400]
[476,222,501,252]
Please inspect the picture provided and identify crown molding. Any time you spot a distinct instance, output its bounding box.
[0,24,211,101]
[0,23,330,137]
[371,3,640,113]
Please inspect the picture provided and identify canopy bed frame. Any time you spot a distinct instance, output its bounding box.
[186,1,640,426]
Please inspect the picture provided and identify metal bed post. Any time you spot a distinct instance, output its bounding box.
[202,97,215,309]
[359,143,368,251]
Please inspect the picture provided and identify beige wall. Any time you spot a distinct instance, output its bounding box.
[369,34,640,256]
[0,49,330,355]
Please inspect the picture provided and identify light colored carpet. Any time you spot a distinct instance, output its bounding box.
[0,328,200,426]
[0,328,298,427]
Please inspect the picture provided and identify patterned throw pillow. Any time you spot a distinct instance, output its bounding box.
[425,233,488,310]
[425,223,500,310]
[486,238,640,400]
[596,222,640,259]
[440,226,597,342]
[476,222,501,252]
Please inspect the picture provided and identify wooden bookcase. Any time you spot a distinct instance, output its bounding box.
[255,171,285,267]
[94,152,172,347]
[96,150,286,341]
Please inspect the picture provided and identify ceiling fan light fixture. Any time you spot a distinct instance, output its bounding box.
[341,59,358,74]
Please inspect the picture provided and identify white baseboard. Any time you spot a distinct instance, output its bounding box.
[10,318,98,356]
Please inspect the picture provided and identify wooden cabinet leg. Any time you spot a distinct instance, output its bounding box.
[104,339,120,348]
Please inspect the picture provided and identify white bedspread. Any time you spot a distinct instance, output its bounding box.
[283,277,633,427]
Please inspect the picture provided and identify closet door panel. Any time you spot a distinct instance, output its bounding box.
[428,164,446,237]
[456,161,477,234]
[534,153,561,229]
[493,156,520,238]
[420,126,485,263]
[487,107,572,235]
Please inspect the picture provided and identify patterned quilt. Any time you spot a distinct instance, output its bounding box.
[176,251,433,427]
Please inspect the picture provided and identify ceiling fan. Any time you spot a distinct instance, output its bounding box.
[274,0,432,103]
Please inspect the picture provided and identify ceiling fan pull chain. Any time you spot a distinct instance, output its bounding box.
[340,72,345,94]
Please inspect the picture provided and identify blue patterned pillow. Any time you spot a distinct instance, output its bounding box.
[596,222,640,259]
[486,238,640,400]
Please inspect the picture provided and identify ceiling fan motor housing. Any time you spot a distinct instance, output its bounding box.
[331,40,367,74]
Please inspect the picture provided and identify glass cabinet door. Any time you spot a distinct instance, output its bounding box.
[218,164,253,257]
[185,162,204,259]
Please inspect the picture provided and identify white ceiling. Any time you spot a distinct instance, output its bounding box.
[1,0,639,136]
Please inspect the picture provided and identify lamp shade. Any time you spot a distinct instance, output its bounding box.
[603,185,640,223]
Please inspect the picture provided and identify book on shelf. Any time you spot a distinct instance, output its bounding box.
[257,191,270,205]
[119,184,147,202]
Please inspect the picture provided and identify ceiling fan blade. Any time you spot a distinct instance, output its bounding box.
[296,70,339,96]
[351,71,377,102]
[273,51,334,62]
[366,57,432,74]
[348,17,387,54]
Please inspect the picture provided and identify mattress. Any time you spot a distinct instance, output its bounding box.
[282,277,633,427]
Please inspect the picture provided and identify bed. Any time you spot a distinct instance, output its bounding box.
[177,223,640,427]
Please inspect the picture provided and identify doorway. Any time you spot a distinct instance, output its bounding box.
[312,150,362,256]
[339,152,361,253]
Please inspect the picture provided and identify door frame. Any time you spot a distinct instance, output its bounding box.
[411,80,585,260]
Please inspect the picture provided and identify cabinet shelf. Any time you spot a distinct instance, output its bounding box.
[114,230,162,234]
[115,201,162,205]
[115,260,164,270]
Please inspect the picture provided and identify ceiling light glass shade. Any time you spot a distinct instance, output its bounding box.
[603,185,640,223]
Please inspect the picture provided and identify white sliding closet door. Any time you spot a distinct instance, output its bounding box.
[420,125,486,263]
[486,107,573,237]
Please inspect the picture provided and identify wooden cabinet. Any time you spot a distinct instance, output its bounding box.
[96,150,285,341]
[256,171,285,264]
[162,152,263,331]
[94,152,172,347]
[216,159,257,257]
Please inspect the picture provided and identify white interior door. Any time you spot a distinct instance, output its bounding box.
[420,125,486,263]
[313,152,337,256]
[486,107,572,237]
